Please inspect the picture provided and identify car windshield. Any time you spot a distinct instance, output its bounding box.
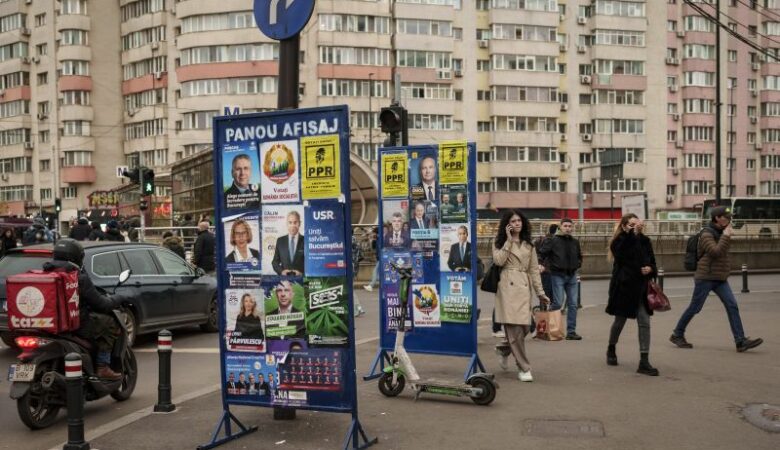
[0,254,50,278]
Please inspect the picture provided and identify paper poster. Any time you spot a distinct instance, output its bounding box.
[224,353,277,399]
[222,213,261,272]
[440,273,472,323]
[224,288,266,352]
[440,223,470,273]
[411,252,439,284]
[262,205,306,276]
[382,199,410,250]
[409,148,437,202]
[222,141,261,211]
[381,252,413,332]
[440,184,468,224]
[260,139,300,203]
[381,152,408,198]
[276,348,343,396]
[300,134,341,199]
[304,277,349,346]
[263,277,306,339]
[304,201,347,277]
[438,141,468,185]
[411,284,441,327]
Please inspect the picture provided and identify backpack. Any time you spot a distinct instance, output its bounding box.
[684,228,717,271]
[6,268,80,333]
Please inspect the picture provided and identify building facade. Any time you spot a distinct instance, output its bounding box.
[0,0,777,222]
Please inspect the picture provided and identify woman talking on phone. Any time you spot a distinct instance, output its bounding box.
[605,213,659,376]
[492,210,550,382]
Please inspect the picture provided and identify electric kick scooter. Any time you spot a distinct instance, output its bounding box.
[377,262,498,405]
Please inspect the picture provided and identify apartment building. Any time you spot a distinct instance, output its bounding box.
[0,0,776,222]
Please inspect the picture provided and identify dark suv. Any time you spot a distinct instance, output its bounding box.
[0,242,218,347]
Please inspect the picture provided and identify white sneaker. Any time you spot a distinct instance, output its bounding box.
[354,307,366,317]
[363,285,373,292]
[518,370,533,382]
[492,330,505,338]
[497,354,508,370]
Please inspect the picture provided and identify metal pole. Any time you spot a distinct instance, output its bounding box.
[577,168,584,223]
[741,263,750,293]
[728,85,734,195]
[715,0,722,202]
[63,353,89,450]
[369,73,374,158]
[610,179,614,219]
[278,37,300,110]
[658,268,665,291]
[139,168,146,242]
[154,330,176,413]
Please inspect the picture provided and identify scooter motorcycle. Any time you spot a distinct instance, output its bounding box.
[8,269,138,430]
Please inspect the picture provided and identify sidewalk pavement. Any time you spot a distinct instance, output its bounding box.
[90,286,779,450]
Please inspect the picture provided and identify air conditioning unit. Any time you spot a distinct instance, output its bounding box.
[559,44,567,52]
[0,90,5,97]
[672,113,680,121]
[577,16,587,25]
[754,143,763,151]
[672,168,679,176]
[25,0,32,5]
[559,14,565,22]
[21,28,31,36]
[676,140,684,148]
[751,89,758,97]
[577,45,586,53]
[560,103,568,111]
[752,63,760,71]
[453,69,463,77]
[560,134,567,141]
[580,75,592,84]
[151,42,160,50]
[36,112,47,120]
[751,116,758,124]
[154,71,163,80]
[666,194,674,203]
[21,56,31,64]
[665,57,679,65]
[32,56,40,64]
[581,133,592,142]
[24,141,33,150]
[669,85,679,92]
[478,40,488,48]
[560,162,569,170]
[1,174,8,181]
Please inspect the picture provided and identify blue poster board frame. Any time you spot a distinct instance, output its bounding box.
[200,106,375,449]
[363,143,484,381]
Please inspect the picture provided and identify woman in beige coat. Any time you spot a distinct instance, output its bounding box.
[493,210,549,382]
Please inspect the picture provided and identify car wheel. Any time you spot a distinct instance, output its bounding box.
[121,308,137,347]
[200,296,218,333]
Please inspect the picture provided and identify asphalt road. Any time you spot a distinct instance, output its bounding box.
[0,275,777,450]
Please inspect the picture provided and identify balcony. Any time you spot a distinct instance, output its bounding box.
[61,166,96,184]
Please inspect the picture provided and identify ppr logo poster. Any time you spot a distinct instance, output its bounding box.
[381,152,408,198]
[300,134,341,199]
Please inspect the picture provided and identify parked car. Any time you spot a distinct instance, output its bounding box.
[0,242,218,347]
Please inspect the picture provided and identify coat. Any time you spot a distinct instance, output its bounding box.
[492,239,545,326]
[606,232,657,318]
[695,224,731,281]
[193,229,216,272]
[162,235,186,260]
[538,232,582,275]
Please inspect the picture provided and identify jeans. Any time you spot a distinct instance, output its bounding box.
[609,304,651,353]
[368,261,380,287]
[551,273,579,333]
[673,279,746,343]
[541,272,554,304]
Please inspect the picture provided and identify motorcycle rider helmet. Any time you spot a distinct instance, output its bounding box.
[53,238,85,267]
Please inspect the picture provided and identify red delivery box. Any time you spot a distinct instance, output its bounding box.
[6,270,80,333]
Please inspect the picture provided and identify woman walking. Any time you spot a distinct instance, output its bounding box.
[493,210,549,382]
[605,213,659,376]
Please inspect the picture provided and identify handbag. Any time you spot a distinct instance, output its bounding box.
[647,280,671,312]
[480,263,501,293]
[533,304,564,341]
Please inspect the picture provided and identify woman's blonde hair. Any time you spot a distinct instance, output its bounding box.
[230,219,252,246]
[607,213,638,261]
[239,293,260,318]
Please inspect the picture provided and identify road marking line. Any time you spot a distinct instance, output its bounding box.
[134,347,220,354]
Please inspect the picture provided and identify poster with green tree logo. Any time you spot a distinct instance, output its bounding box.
[305,277,349,346]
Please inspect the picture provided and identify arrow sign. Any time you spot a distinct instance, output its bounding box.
[254,0,315,40]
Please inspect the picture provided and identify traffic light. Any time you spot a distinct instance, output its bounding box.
[54,198,62,213]
[141,168,155,195]
[122,168,140,184]
[139,198,148,211]
[379,103,408,146]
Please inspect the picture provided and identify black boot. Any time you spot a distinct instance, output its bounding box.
[637,353,659,376]
[606,345,618,366]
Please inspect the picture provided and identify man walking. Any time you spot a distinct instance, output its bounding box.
[193,221,216,273]
[539,218,583,340]
[670,206,763,352]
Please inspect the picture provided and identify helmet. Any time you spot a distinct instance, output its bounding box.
[53,238,85,267]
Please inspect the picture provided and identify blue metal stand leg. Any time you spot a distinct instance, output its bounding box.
[463,353,486,381]
[362,349,391,381]
[197,408,258,450]
[343,417,378,450]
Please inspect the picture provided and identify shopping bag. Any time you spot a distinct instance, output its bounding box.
[533,307,564,341]
[647,280,671,312]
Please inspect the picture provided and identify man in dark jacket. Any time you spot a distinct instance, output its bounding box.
[670,206,763,352]
[535,223,559,304]
[104,220,125,242]
[46,239,125,379]
[193,221,216,273]
[88,221,106,241]
[68,217,92,241]
[539,218,583,340]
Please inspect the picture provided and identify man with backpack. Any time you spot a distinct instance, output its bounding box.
[670,206,763,353]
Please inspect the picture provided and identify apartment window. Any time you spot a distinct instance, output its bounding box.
[477,152,491,162]
[747,132,756,143]
[397,19,453,37]
[747,158,756,170]
[683,126,714,141]
[728,77,737,88]
[61,186,78,199]
[125,119,167,140]
[0,42,28,62]
[40,188,52,201]
[493,177,560,192]
[181,11,260,33]
[60,90,91,106]
[476,0,490,11]
[728,50,737,62]
[121,0,167,22]
[684,99,714,113]
[593,29,645,47]
[182,111,219,130]
[727,104,736,116]
[594,1,646,17]
[685,153,713,168]
[400,83,453,100]
[667,103,678,114]
[61,29,89,46]
[477,121,492,132]
[492,24,555,42]
[39,130,49,143]
[667,20,677,31]
[181,44,280,66]
[34,14,45,27]
[667,185,677,196]
[37,101,49,116]
[667,48,678,59]
[478,182,491,193]
[0,100,29,118]
[684,44,716,60]
[684,16,714,32]
[62,121,90,137]
[491,86,559,102]
[748,106,757,117]
[667,130,677,141]
[476,59,490,71]
[36,44,47,57]
[593,59,644,75]
[667,157,677,168]
[593,119,644,134]
[684,180,712,195]
[36,72,48,85]
[122,56,167,80]
[492,146,559,162]
[62,151,92,167]
[683,71,715,86]
[61,0,88,15]
[408,114,453,130]
[492,54,557,72]
[477,90,491,101]
[594,178,645,192]
[60,60,90,76]
[453,27,463,39]
[351,143,377,162]
[39,159,50,172]
[747,185,756,196]
[494,116,558,132]
[396,50,451,69]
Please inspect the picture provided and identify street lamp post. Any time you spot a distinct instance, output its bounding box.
[368,73,375,159]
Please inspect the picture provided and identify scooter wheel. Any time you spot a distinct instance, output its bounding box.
[468,377,497,406]
[378,372,405,397]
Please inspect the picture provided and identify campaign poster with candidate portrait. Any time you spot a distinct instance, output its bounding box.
[411,284,441,328]
[222,141,261,211]
[304,201,347,277]
[304,277,349,346]
[261,204,306,276]
[300,134,341,199]
[438,140,468,185]
[381,199,410,250]
[381,151,408,198]
[439,223,470,273]
[222,213,261,272]
[440,184,468,224]
[440,273,472,323]
[409,148,438,203]
[224,288,266,352]
[224,353,277,398]
[381,252,414,332]
[409,199,439,243]
[411,252,439,284]
[262,277,306,340]
[260,139,300,203]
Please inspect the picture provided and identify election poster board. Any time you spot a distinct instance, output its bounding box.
[369,142,478,364]
[212,106,357,416]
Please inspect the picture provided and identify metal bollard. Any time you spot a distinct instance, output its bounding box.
[741,264,750,293]
[577,274,582,309]
[63,353,89,450]
[658,268,665,291]
[154,330,176,413]
[273,407,297,420]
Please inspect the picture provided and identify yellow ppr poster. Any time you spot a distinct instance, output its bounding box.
[438,140,468,185]
[300,134,341,199]
[381,152,408,198]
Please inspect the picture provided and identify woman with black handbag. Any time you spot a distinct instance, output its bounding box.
[492,210,550,382]
[605,213,659,376]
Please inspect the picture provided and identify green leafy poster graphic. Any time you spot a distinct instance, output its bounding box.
[304,277,349,346]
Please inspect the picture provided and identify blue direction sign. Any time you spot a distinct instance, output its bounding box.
[254,0,315,40]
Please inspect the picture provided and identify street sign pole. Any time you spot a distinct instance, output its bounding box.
[139,168,145,242]
[278,37,300,109]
